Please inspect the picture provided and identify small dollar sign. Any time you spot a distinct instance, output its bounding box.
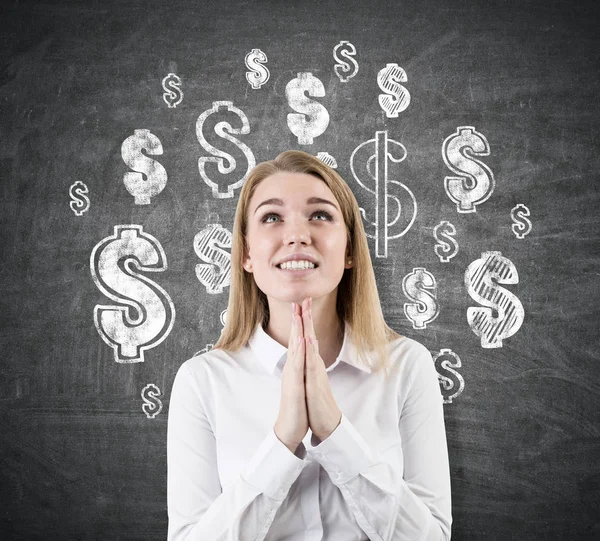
[333,40,359,82]
[69,181,90,216]
[350,131,417,257]
[443,126,495,213]
[194,223,232,294]
[402,267,439,329]
[377,63,411,117]
[465,251,524,348]
[286,72,330,145]
[433,220,459,262]
[196,101,256,199]
[511,204,532,239]
[121,129,168,205]
[141,384,163,418]
[162,73,183,108]
[245,48,270,89]
[90,225,176,363]
[432,349,465,404]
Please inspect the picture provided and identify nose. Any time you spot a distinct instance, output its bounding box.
[283,216,311,245]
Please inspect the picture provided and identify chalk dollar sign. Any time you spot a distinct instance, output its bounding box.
[443,126,495,213]
[196,101,256,199]
[333,40,359,83]
[511,204,532,239]
[350,131,417,257]
[432,349,465,404]
[245,48,270,89]
[90,225,176,363]
[162,72,183,108]
[402,267,439,329]
[465,251,524,348]
[286,72,330,145]
[433,220,459,262]
[377,63,410,117]
[69,181,90,216]
[194,223,232,294]
[141,383,163,419]
[121,129,168,205]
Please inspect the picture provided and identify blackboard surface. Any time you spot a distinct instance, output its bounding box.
[1,0,599,539]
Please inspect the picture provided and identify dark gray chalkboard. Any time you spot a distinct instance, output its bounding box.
[1,0,599,539]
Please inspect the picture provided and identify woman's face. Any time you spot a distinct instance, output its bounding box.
[243,171,351,305]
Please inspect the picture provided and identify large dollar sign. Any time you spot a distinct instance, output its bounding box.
[511,204,532,239]
[402,267,439,329]
[350,131,417,257]
[196,101,256,199]
[90,225,176,363]
[465,251,524,348]
[141,383,163,419]
[245,48,270,89]
[377,63,410,117]
[433,220,459,262]
[443,126,495,213]
[194,223,232,294]
[121,129,168,205]
[162,72,183,108]
[432,349,465,404]
[286,72,330,145]
[69,181,90,216]
[333,40,359,82]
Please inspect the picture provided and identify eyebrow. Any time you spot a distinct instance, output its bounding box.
[253,197,340,215]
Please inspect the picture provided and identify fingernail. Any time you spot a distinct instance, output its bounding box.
[291,302,295,313]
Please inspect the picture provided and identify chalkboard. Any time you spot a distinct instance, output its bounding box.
[1,0,599,539]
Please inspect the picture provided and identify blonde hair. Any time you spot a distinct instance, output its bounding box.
[212,150,402,377]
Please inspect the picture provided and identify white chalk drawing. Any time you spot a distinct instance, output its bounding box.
[141,383,163,418]
[433,220,459,262]
[90,225,176,363]
[350,130,417,257]
[465,251,524,348]
[402,267,439,329]
[511,204,532,239]
[194,224,232,294]
[286,72,330,145]
[196,101,256,199]
[432,348,465,404]
[122,129,168,205]
[333,41,359,82]
[316,152,337,168]
[377,63,410,117]
[443,126,495,213]
[69,181,90,216]
[245,48,270,89]
[162,73,183,108]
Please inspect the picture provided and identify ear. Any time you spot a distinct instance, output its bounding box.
[345,252,353,269]
[242,249,253,273]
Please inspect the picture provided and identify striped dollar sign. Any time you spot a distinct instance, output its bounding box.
[465,251,524,348]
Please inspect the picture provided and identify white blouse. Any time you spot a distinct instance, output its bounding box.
[167,321,452,540]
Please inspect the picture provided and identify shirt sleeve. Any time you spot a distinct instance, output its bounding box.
[167,361,307,541]
[306,345,452,541]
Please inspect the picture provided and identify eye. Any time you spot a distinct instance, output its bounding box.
[260,209,333,223]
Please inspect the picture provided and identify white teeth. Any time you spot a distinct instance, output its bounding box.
[279,260,316,270]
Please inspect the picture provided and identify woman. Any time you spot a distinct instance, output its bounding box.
[167,150,452,540]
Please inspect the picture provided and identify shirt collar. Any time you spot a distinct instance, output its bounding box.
[248,320,372,376]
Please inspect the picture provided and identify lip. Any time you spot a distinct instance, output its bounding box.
[275,252,319,266]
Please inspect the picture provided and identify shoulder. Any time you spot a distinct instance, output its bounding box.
[386,335,436,383]
[174,344,249,383]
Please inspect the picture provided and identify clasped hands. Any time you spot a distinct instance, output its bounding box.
[294,297,342,442]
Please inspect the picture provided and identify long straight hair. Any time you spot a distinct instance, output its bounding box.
[212,150,402,377]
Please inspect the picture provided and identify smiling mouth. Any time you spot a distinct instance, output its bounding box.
[276,264,319,273]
